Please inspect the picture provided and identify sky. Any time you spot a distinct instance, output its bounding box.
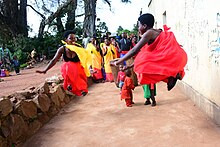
[27,0,150,36]
[95,0,150,33]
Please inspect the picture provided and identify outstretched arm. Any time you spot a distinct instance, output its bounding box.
[113,30,153,66]
[36,46,64,74]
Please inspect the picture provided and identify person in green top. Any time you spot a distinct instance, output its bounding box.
[143,84,156,107]
[0,44,12,70]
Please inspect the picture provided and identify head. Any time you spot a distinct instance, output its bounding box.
[110,37,116,44]
[132,36,137,43]
[138,13,155,35]
[121,32,127,38]
[90,37,96,44]
[104,37,111,46]
[125,69,132,77]
[119,64,124,71]
[63,30,77,45]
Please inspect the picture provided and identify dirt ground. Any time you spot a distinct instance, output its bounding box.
[19,66,220,146]
[1,61,220,146]
[0,61,62,97]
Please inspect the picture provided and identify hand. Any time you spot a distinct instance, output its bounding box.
[36,70,46,74]
[110,61,118,67]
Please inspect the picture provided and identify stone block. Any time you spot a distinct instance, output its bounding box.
[0,98,13,117]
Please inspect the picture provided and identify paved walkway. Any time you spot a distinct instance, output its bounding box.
[23,82,220,147]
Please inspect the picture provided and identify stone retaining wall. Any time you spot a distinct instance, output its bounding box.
[0,76,93,147]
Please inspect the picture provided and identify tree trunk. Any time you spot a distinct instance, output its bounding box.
[19,0,28,37]
[56,16,65,33]
[0,0,28,39]
[83,0,97,37]
[65,0,77,30]
[1,0,19,38]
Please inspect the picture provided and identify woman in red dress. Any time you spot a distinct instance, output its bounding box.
[112,13,187,91]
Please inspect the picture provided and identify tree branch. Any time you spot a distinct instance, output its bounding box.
[38,0,76,38]
[26,4,45,19]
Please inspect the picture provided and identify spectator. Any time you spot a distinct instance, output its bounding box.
[12,55,20,75]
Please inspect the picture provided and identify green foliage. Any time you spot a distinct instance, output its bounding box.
[96,21,109,38]
[20,63,28,68]
[117,26,124,34]
[116,24,138,37]
[117,28,130,36]
[2,33,62,64]
[13,49,28,64]
[130,24,138,36]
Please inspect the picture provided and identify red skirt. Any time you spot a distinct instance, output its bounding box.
[134,26,187,84]
[61,61,88,96]
[92,67,103,80]
[106,73,114,82]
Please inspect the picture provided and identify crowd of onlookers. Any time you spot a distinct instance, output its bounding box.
[85,32,137,83]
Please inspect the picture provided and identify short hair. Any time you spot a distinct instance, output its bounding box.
[63,30,76,39]
[138,13,155,28]
[125,69,132,77]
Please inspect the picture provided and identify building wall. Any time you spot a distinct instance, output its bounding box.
[147,0,220,123]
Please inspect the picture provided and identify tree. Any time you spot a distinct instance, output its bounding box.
[82,0,130,38]
[65,0,78,30]
[37,0,77,38]
[96,20,108,38]
[117,26,124,34]
[0,0,28,40]
[82,0,97,37]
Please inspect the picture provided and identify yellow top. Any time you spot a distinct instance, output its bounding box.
[86,43,102,70]
[100,43,116,73]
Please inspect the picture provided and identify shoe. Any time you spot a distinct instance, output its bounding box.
[131,101,135,104]
[67,85,72,91]
[176,73,182,80]
[81,91,87,96]
[144,99,151,105]
[151,101,156,107]
[127,105,132,107]
[167,76,177,91]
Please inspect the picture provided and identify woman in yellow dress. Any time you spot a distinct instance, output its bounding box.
[86,37,103,82]
[100,37,117,82]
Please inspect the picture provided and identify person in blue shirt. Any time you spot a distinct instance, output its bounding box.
[12,55,20,75]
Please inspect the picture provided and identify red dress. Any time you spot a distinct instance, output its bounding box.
[61,48,88,96]
[121,76,135,97]
[134,25,187,84]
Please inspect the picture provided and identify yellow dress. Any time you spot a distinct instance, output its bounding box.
[100,43,116,81]
[86,43,103,80]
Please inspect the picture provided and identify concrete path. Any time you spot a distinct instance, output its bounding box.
[23,82,220,147]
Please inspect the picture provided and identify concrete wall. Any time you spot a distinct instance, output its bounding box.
[147,0,220,124]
